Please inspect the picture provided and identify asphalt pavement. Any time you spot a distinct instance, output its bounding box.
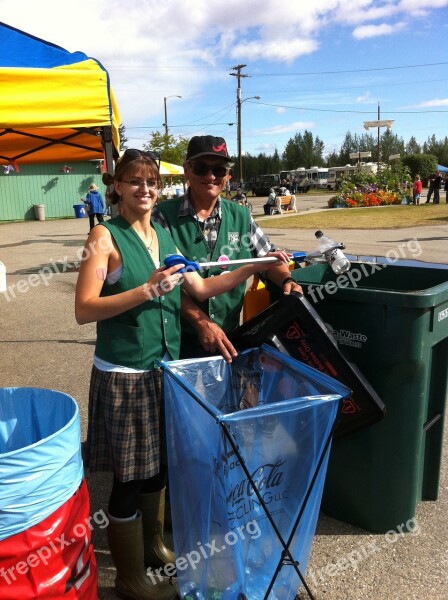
[0,201,447,599]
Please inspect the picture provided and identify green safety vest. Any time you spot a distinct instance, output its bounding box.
[95,215,180,369]
[156,198,252,333]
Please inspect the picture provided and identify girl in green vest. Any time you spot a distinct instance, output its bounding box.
[75,149,288,600]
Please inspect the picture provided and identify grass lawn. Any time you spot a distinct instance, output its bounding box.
[259,203,448,229]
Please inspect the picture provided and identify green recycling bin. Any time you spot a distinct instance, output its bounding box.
[288,261,448,533]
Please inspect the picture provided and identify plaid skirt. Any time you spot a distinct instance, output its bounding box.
[84,366,166,482]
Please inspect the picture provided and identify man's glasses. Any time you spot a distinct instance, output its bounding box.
[121,179,159,190]
[189,161,229,178]
[121,149,161,169]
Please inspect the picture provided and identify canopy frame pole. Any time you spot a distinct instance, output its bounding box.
[101,125,117,174]
[0,127,105,161]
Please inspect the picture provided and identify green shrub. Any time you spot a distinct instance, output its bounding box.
[401,154,438,180]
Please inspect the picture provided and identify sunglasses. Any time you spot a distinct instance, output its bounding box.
[121,149,161,169]
[189,161,229,178]
[121,179,159,190]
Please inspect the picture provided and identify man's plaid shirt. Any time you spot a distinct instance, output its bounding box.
[152,191,275,257]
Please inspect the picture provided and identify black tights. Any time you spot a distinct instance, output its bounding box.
[108,468,167,519]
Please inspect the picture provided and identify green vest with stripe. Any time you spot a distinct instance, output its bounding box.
[156,198,252,334]
[95,215,180,369]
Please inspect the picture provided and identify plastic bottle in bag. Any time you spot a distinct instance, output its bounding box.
[315,230,350,274]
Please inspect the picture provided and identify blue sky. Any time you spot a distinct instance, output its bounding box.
[2,0,448,160]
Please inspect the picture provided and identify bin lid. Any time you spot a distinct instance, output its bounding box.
[291,262,448,308]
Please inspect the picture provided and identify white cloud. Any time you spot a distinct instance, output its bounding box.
[255,122,315,136]
[356,92,372,103]
[404,98,448,108]
[252,142,279,154]
[399,0,448,15]
[334,2,399,25]
[353,21,406,39]
[2,0,447,152]
[229,39,318,62]
[421,98,448,107]
[334,0,448,26]
[3,0,446,66]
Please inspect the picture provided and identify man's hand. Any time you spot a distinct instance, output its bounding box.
[180,290,238,363]
[282,277,303,295]
[263,253,303,295]
[196,320,238,363]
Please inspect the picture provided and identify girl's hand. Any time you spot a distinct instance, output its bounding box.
[143,264,184,299]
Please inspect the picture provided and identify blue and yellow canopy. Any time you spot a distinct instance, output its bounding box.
[0,21,120,165]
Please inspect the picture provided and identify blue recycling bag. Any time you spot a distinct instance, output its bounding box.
[162,345,351,599]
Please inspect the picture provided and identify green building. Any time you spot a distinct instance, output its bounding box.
[0,161,106,221]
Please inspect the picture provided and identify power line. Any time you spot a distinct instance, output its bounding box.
[170,123,235,128]
[114,76,448,95]
[251,61,448,77]
[255,101,448,115]
[107,60,448,76]
[108,65,224,71]
[171,103,235,125]
[256,77,448,95]
[125,103,236,130]
[126,123,235,129]
[123,102,447,132]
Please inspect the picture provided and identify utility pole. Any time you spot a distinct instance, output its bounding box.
[377,101,381,172]
[363,105,394,175]
[163,95,182,140]
[230,65,249,185]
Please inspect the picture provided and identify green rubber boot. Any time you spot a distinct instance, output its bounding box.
[107,512,177,600]
[138,488,176,569]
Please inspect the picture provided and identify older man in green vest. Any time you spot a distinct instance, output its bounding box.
[153,135,302,362]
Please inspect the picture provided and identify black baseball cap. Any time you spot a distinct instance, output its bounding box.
[186,135,233,163]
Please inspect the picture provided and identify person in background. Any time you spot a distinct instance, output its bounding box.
[413,175,422,205]
[232,187,247,205]
[425,174,435,204]
[75,148,286,600]
[153,135,302,362]
[444,175,448,203]
[404,180,412,205]
[224,178,231,198]
[263,187,277,214]
[82,184,105,230]
[433,172,442,204]
[291,176,298,194]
